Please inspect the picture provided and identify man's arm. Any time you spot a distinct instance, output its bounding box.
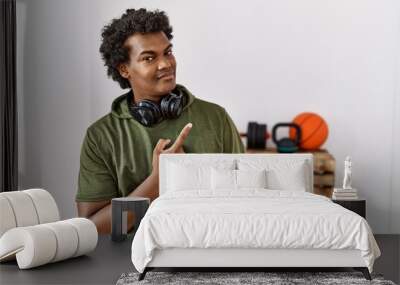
[77,171,159,234]
[76,123,192,234]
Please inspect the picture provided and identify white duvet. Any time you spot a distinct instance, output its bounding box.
[131,190,380,273]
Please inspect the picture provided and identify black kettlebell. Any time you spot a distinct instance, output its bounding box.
[272,123,302,153]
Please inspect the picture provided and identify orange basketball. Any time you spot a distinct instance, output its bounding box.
[289,112,329,150]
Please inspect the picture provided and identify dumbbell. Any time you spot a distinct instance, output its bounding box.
[239,122,270,149]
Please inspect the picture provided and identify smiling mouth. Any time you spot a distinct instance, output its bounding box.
[157,71,175,80]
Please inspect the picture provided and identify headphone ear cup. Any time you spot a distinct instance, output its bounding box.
[130,100,162,127]
[160,91,185,119]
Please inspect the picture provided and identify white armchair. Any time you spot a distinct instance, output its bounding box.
[0,189,97,269]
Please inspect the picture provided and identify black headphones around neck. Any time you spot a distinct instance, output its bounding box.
[127,88,187,127]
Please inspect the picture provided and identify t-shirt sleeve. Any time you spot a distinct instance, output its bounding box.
[222,109,245,153]
[76,129,118,202]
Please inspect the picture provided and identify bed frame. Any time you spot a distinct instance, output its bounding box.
[139,248,371,281]
[139,248,371,280]
[138,154,372,281]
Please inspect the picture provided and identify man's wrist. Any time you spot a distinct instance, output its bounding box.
[149,171,159,183]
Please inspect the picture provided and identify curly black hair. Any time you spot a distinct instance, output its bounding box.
[99,8,173,89]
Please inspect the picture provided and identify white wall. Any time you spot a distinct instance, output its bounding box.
[16,0,400,233]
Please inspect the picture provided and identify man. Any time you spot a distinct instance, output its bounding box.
[76,8,244,233]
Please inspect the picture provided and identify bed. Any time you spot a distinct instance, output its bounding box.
[131,154,380,280]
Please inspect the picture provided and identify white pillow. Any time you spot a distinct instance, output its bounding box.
[167,162,211,191]
[211,169,268,190]
[267,166,306,191]
[236,169,267,188]
[166,159,236,192]
[211,168,236,190]
[238,159,307,191]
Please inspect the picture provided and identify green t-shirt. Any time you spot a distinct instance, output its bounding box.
[76,84,244,202]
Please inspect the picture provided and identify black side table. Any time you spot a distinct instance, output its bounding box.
[111,197,150,242]
[332,199,366,218]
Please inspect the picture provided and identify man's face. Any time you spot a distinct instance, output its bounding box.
[119,31,177,101]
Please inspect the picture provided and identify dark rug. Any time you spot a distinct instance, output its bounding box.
[116,271,396,285]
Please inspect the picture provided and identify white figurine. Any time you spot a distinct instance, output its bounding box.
[342,156,352,189]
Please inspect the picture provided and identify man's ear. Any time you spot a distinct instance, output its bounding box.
[118,63,130,79]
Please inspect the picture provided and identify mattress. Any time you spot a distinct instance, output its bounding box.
[131,190,380,273]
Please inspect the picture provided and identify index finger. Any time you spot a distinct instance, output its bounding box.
[170,123,192,151]
[153,138,171,155]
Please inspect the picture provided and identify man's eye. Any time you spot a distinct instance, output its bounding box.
[166,50,173,56]
[144,57,154,62]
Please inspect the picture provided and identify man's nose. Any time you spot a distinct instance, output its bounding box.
[158,56,172,70]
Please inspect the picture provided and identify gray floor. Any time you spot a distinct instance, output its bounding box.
[374,235,400,284]
[0,235,134,285]
[0,234,398,285]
